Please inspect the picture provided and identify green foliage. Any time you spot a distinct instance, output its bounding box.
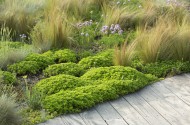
[21,108,54,125]
[7,61,40,75]
[0,42,25,49]
[0,94,21,125]
[25,53,55,69]
[35,74,92,97]
[0,71,17,85]
[43,62,85,77]
[78,49,114,69]
[81,66,157,82]
[53,49,76,63]
[142,61,190,78]
[98,34,125,48]
[38,65,157,114]
[25,86,43,110]
[42,77,156,114]
[76,50,94,61]
[0,42,34,69]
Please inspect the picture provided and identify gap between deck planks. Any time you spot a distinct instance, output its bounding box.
[38,74,190,125]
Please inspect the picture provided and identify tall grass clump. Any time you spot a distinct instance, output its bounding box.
[114,41,137,66]
[134,15,190,63]
[0,42,35,69]
[31,10,74,52]
[0,0,45,39]
[0,94,21,125]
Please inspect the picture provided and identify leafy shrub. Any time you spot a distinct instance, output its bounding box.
[0,71,17,85]
[0,94,21,125]
[41,50,54,58]
[142,61,190,78]
[81,66,157,82]
[25,53,54,69]
[35,74,92,96]
[43,62,85,77]
[53,49,76,63]
[7,61,40,75]
[78,49,114,69]
[42,77,156,114]
[41,65,157,114]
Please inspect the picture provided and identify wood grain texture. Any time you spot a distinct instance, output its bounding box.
[58,114,87,125]
[123,93,171,125]
[110,97,150,125]
[79,108,108,125]
[95,102,122,120]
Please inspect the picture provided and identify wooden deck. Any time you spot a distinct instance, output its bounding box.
[38,74,190,125]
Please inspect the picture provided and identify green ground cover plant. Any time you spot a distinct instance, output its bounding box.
[43,62,85,77]
[0,70,17,85]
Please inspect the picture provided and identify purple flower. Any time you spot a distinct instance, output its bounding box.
[118,30,123,35]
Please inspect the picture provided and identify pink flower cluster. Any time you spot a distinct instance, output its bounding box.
[100,24,124,35]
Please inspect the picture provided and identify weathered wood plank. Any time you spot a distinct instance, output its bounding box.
[123,93,171,125]
[110,97,150,125]
[161,77,190,106]
[106,119,128,125]
[79,108,108,125]
[95,102,123,120]
[57,114,86,125]
[138,85,182,125]
[140,81,190,125]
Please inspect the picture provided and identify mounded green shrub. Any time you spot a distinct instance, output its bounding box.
[34,74,92,96]
[43,62,85,77]
[0,71,17,85]
[78,50,114,69]
[40,66,157,114]
[24,53,55,69]
[142,61,190,78]
[54,49,76,63]
[41,50,54,59]
[81,66,157,82]
[7,61,40,75]
[43,78,155,114]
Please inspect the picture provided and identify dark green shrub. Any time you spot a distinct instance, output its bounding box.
[43,62,85,77]
[54,49,76,63]
[0,71,17,85]
[7,61,40,75]
[0,94,21,125]
[35,74,92,96]
[24,53,54,69]
[142,61,190,78]
[78,50,114,69]
[81,66,157,82]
